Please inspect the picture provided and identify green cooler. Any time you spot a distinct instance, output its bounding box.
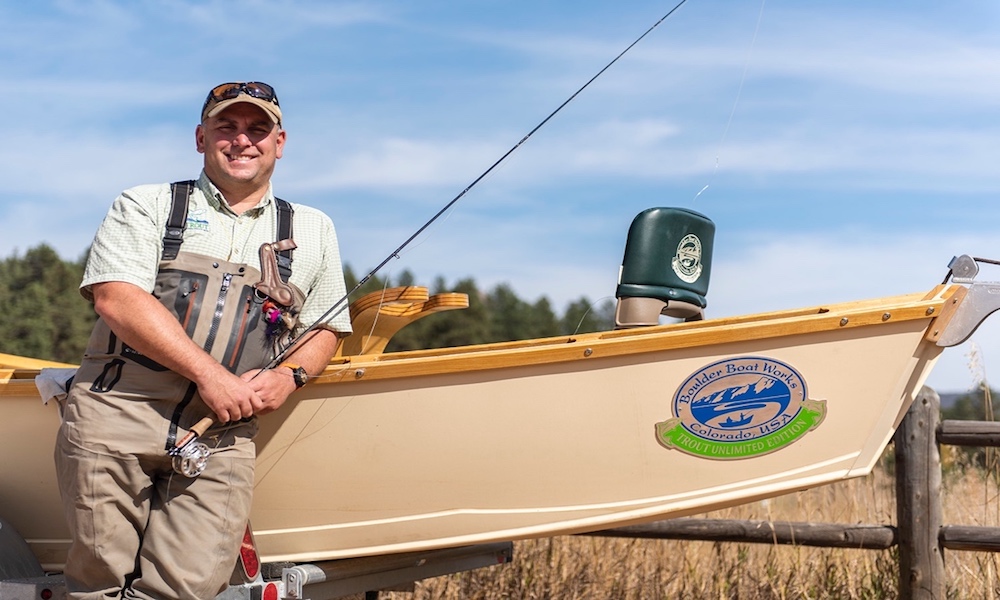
[615,207,715,327]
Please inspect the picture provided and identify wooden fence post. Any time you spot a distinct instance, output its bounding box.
[894,386,945,598]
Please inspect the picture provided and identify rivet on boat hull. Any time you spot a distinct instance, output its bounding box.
[584,348,593,357]
[926,307,935,315]
[840,318,849,326]
[882,313,891,321]
[355,369,365,379]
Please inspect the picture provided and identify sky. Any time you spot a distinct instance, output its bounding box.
[1,0,998,392]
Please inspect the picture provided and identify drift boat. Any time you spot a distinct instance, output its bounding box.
[1,209,997,571]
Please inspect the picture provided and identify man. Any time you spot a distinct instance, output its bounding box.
[55,82,352,599]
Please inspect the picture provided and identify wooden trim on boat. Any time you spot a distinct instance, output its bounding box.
[312,286,960,385]
[923,285,967,343]
[0,355,74,394]
[0,353,75,370]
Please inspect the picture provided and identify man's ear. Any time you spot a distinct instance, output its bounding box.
[275,129,286,160]
[195,124,206,154]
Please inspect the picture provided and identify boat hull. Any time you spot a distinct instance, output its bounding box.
[252,320,937,563]
[0,288,955,569]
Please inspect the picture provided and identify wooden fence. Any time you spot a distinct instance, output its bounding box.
[586,387,1000,599]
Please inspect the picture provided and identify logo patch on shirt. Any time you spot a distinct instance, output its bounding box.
[186,208,210,232]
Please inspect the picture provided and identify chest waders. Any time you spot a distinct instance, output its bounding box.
[74,181,306,475]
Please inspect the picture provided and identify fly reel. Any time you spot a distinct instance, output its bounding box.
[169,416,215,478]
[170,440,211,477]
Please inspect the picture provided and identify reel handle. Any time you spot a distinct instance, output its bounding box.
[188,416,215,440]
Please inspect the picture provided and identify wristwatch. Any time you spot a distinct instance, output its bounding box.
[280,363,309,389]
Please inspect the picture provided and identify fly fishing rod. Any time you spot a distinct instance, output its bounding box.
[172,0,691,476]
[271,0,690,367]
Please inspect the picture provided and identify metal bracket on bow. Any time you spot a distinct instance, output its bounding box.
[936,255,1000,347]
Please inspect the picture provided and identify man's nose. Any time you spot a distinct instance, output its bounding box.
[232,132,252,146]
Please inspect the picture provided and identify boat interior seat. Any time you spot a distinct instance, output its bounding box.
[615,207,715,328]
[336,286,470,357]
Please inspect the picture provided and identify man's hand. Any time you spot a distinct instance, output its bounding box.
[198,370,266,422]
[239,329,341,416]
[241,367,297,416]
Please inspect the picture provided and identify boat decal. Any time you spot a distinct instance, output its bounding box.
[656,356,826,460]
[671,233,703,284]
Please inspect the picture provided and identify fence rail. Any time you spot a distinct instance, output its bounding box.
[588,387,998,599]
[589,519,897,549]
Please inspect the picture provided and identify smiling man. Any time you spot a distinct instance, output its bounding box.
[55,82,353,600]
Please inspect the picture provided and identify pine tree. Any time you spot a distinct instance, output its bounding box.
[485,283,530,342]
[0,245,96,362]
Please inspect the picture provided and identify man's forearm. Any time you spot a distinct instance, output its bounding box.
[279,329,340,376]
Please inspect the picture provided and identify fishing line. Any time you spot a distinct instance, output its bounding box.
[182,3,696,467]
[252,382,358,487]
[264,0,692,369]
[570,295,615,335]
[693,0,767,202]
[358,274,395,355]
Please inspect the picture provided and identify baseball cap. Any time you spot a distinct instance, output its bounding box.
[201,81,282,125]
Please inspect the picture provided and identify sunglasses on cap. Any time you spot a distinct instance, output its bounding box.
[205,81,279,106]
[201,82,281,121]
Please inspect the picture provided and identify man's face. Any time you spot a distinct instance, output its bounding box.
[196,102,286,197]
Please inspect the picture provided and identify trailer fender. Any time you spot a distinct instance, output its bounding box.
[0,517,43,581]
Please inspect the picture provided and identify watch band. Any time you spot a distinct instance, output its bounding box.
[280,363,309,388]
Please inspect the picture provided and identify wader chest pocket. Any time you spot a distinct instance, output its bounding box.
[159,270,209,339]
[222,286,266,372]
[154,259,283,374]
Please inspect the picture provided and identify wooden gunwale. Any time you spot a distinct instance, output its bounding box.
[0,353,74,396]
[313,286,957,385]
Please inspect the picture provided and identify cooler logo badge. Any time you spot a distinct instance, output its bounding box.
[671,233,703,284]
[655,356,826,460]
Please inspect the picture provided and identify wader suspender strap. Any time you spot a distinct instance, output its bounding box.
[162,181,194,260]
[275,198,294,283]
[162,183,295,274]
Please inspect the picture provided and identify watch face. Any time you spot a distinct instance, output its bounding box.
[293,367,308,388]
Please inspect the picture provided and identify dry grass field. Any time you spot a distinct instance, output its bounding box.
[361,456,1000,599]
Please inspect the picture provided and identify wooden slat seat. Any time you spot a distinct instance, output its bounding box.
[336,286,470,357]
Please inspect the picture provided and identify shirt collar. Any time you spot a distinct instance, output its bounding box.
[196,171,274,217]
